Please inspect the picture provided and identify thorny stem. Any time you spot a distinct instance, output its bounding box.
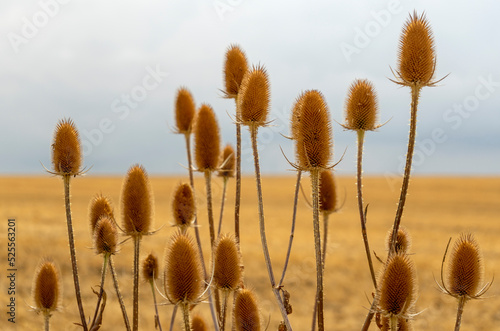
[184,133,194,188]
[149,280,163,331]
[91,254,109,327]
[356,130,377,288]
[389,85,421,253]
[217,177,229,236]
[133,236,141,331]
[62,175,88,331]
[235,121,242,243]
[454,296,467,331]
[169,306,177,331]
[278,170,302,287]
[44,314,50,331]
[181,303,191,331]
[311,212,330,331]
[109,257,131,331]
[390,315,398,331]
[249,125,293,330]
[311,169,324,331]
[219,289,230,331]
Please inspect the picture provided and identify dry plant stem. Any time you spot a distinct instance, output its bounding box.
[62,175,88,331]
[109,257,131,331]
[249,125,292,330]
[390,315,398,331]
[181,303,191,331]
[278,170,302,287]
[44,314,50,331]
[310,169,324,331]
[149,280,163,331]
[91,254,109,327]
[169,306,177,331]
[311,212,330,331]
[235,122,242,243]
[454,296,467,331]
[217,177,229,236]
[360,300,377,331]
[133,236,141,331]
[219,289,229,331]
[356,130,377,288]
[184,133,194,188]
[389,85,421,253]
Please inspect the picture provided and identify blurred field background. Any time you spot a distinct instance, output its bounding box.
[1,175,499,330]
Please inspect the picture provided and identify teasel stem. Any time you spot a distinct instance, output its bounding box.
[133,236,141,331]
[184,133,195,188]
[311,211,330,331]
[91,253,109,327]
[390,85,421,254]
[235,120,242,243]
[390,315,398,331]
[169,306,177,331]
[217,176,229,236]
[148,279,163,331]
[44,314,50,331]
[109,257,131,331]
[181,303,191,331]
[62,175,88,331]
[249,125,293,330]
[310,168,324,331]
[278,170,302,287]
[356,130,377,287]
[219,289,230,331]
[454,296,466,331]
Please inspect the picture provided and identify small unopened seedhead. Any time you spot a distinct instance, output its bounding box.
[174,87,196,134]
[142,253,159,282]
[51,118,82,176]
[172,183,196,229]
[386,226,412,254]
[193,104,221,171]
[218,144,235,178]
[94,216,118,255]
[234,288,261,331]
[89,194,114,235]
[32,258,61,316]
[319,170,338,214]
[344,79,378,131]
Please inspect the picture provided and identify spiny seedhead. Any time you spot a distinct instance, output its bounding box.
[213,233,242,291]
[237,64,270,127]
[319,170,337,214]
[218,144,235,178]
[164,231,204,305]
[293,90,333,170]
[89,194,114,235]
[121,164,153,236]
[191,314,209,331]
[94,216,118,255]
[32,258,61,316]
[51,118,82,176]
[142,252,159,282]
[397,11,436,86]
[386,226,412,254]
[343,79,378,131]
[447,233,484,299]
[224,44,249,98]
[193,104,221,171]
[377,252,417,319]
[172,183,196,229]
[290,92,307,140]
[234,288,261,331]
[174,87,196,134]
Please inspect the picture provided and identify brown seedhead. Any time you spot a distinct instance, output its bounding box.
[234,288,261,331]
[94,216,118,255]
[51,118,82,176]
[193,104,221,171]
[218,144,235,178]
[386,226,412,254]
[213,233,242,291]
[121,164,153,236]
[172,183,196,229]
[224,44,249,98]
[343,79,378,131]
[319,170,337,214]
[237,65,270,127]
[191,314,209,331]
[32,258,61,315]
[174,87,196,134]
[142,253,159,282]
[89,194,114,235]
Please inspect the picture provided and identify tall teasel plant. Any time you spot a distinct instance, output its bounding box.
[31,258,62,331]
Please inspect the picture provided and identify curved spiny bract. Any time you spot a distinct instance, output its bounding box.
[32,258,62,316]
[224,44,249,98]
[174,87,196,134]
[121,164,153,237]
[344,79,378,131]
[213,233,242,291]
[94,216,118,255]
[386,226,412,254]
[218,144,235,178]
[237,65,270,128]
[51,118,82,176]
[193,104,221,171]
[319,170,338,214]
[89,194,114,235]
[234,288,261,331]
[172,183,196,230]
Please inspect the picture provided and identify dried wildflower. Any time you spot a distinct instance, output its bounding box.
[224,44,249,98]
[237,65,270,127]
[234,288,261,331]
[218,144,235,178]
[32,259,61,315]
[94,216,118,255]
[343,79,378,131]
[89,194,114,235]
[51,118,82,176]
[386,226,412,254]
[213,234,242,291]
[193,104,221,171]
[174,87,196,134]
[142,253,159,282]
[319,170,337,214]
[172,183,196,229]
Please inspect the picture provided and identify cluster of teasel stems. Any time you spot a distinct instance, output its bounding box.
[34,10,494,331]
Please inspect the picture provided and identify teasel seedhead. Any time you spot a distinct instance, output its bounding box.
[213,233,243,291]
[193,104,221,171]
[172,183,196,230]
[50,118,83,176]
[376,252,418,320]
[218,144,235,178]
[121,164,153,237]
[289,92,307,141]
[32,258,62,316]
[191,314,209,331]
[164,231,204,305]
[234,288,261,331]
[174,87,196,134]
[223,44,249,99]
[237,64,271,128]
[94,216,118,255]
[342,79,379,131]
[394,11,437,87]
[89,194,114,235]
[142,252,159,282]
[437,233,493,300]
[292,90,333,171]
[319,170,338,215]
[386,225,412,254]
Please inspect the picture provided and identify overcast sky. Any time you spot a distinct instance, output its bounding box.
[1,0,499,177]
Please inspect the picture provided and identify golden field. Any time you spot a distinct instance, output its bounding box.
[1,175,499,330]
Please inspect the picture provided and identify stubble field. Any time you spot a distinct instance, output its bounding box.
[1,175,499,330]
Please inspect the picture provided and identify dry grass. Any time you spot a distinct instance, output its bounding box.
[1,175,499,330]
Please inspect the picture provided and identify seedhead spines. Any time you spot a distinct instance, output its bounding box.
[218,144,235,178]
[51,118,82,176]
[172,183,196,229]
[213,233,242,291]
[174,87,196,134]
[32,258,61,315]
[237,64,271,127]
[344,79,378,131]
[89,194,114,235]
[94,216,118,255]
[319,170,337,214]
[224,44,249,98]
[142,253,159,282]
[234,288,261,331]
[193,104,221,171]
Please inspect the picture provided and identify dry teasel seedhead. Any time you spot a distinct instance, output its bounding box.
[290,92,307,140]
[191,314,208,331]
[224,44,249,98]
[319,170,338,214]
[218,144,235,178]
[32,258,62,316]
[94,216,118,255]
[51,118,82,176]
[237,64,271,128]
[164,231,204,305]
[234,288,261,331]
[174,87,196,134]
[121,164,153,236]
[172,183,196,230]
[343,79,379,131]
[89,194,114,235]
[193,104,221,171]
[142,253,159,282]
[213,233,242,291]
[386,226,412,254]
